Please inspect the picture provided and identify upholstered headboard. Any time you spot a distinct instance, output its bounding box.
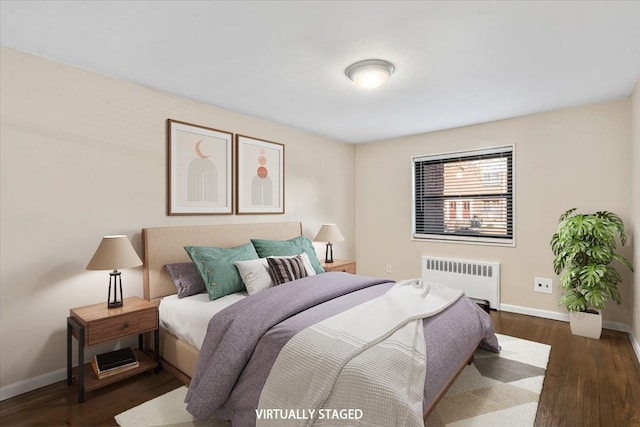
[142,222,303,303]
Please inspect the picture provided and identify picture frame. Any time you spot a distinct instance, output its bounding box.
[236,135,285,214]
[167,119,233,215]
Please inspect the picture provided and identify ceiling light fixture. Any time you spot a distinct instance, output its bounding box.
[345,59,395,90]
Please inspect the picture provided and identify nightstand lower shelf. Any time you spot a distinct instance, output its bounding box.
[70,348,157,393]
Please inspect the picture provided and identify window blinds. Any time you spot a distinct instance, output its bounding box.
[413,146,514,244]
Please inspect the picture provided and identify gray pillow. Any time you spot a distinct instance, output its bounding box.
[163,263,206,298]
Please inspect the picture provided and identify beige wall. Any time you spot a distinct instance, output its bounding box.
[0,47,355,394]
[632,78,640,349]
[355,99,633,324]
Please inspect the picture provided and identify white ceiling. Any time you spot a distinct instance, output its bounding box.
[1,1,639,144]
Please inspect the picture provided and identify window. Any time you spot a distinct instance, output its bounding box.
[412,146,514,245]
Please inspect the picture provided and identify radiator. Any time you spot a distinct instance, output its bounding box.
[421,256,500,309]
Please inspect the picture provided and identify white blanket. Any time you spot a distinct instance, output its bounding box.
[159,292,246,350]
[257,279,463,426]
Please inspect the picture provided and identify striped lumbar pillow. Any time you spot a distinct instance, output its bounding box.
[266,255,309,285]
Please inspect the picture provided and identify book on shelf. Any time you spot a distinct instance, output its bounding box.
[92,347,139,379]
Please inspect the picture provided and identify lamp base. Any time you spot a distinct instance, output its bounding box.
[108,270,124,309]
[324,242,334,263]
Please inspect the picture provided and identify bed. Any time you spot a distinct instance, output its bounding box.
[142,222,499,426]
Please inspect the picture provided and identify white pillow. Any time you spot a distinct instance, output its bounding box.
[234,258,272,295]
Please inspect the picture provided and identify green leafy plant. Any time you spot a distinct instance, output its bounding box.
[551,208,633,313]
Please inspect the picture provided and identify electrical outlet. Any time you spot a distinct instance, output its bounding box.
[534,277,553,294]
[386,264,392,273]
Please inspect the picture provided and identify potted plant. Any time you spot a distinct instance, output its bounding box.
[550,208,634,339]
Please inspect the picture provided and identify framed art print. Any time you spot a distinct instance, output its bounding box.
[167,119,233,215]
[236,135,285,214]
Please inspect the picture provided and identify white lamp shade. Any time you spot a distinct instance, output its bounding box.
[314,224,345,243]
[86,235,143,270]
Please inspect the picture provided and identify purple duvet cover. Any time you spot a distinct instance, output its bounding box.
[185,272,499,426]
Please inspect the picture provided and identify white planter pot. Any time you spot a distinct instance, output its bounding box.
[569,311,602,339]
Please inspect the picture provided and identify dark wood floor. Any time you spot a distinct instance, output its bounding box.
[491,312,640,427]
[1,311,639,426]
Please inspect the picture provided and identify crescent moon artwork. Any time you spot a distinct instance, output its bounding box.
[195,140,211,159]
[168,120,233,215]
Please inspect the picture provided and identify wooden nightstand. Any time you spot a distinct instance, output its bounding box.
[67,296,159,403]
[322,259,356,274]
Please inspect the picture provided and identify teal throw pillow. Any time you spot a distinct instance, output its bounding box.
[251,236,325,274]
[184,243,259,301]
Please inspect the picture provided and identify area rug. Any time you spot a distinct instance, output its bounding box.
[115,334,550,427]
[425,333,551,426]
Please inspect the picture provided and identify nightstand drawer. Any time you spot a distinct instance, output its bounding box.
[86,309,157,346]
[330,263,356,274]
[322,260,356,274]
[345,264,356,274]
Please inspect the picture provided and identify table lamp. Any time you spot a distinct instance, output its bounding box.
[86,235,143,308]
[313,224,345,264]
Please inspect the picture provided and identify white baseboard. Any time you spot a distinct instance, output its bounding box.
[0,367,66,401]
[500,303,640,364]
[500,304,569,322]
[629,328,640,364]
